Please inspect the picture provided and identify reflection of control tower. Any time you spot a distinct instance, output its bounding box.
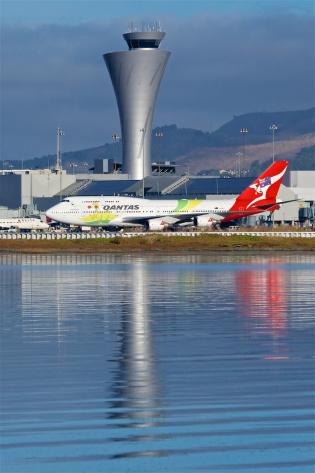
[104,24,170,179]
[108,263,161,434]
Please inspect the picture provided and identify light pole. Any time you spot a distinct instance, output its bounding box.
[56,127,64,171]
[185,165,190,197]
[155,131,163,196]
[56,127,64,201]
[112,133,121,163]
[269,124,278,163]
[140,128,145,198]
[235,152,242,178]
[70,162,77,175]
[240,128,248,176]
[112,132,120,142]
[173,163,189,196]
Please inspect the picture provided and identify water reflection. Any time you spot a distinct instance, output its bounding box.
[109,263,161,428]
[107,263,165,459]
[1,252,315,267]
[235,258,289,359]
[0,262,22,336]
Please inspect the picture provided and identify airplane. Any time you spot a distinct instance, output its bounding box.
[46,160,293,231]
[0,218,50,231]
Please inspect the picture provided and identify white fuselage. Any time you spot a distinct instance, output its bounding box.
[46,196,236,228]
[0,218,49,230]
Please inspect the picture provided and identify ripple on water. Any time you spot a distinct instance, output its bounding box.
[1,253,315,473]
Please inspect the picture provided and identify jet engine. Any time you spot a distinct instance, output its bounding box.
[194,215,215,228]
[147,218,168,231]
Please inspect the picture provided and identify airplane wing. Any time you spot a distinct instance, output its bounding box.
[121,211,222,226]
[120,214,183,225]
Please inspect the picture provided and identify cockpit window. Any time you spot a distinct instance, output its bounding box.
[62,199,70,202]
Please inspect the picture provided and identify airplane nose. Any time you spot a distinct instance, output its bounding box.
[45,206,55,221]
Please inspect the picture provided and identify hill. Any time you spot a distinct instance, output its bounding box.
[248,144,315,175]
[176,133,315,174]
[290,144,315,170]
[209,107,315,147]
[7,107,315,172]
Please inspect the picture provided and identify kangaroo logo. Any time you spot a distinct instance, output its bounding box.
[246,168,286,209]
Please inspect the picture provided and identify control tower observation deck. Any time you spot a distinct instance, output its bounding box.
[103,28,170,180]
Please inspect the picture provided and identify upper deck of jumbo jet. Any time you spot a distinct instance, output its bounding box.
[63,196,148,203]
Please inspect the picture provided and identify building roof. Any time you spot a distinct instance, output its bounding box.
[77,180,139,196]
[72,176,256,198]
[168,177,254,197]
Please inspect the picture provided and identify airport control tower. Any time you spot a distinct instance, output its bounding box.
[104,24,170,180]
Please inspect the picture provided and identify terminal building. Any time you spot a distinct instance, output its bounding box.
[0,169,75,210]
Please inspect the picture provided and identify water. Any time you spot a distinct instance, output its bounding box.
[1,253,315,473]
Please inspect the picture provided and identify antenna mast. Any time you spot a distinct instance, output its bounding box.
[56,127,64,171]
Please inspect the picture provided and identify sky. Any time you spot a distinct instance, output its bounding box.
[1,0,314,160]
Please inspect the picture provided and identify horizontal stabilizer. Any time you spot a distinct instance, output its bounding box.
[255,198,299,211]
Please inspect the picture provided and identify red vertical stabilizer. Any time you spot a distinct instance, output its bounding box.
[229,160,288,213]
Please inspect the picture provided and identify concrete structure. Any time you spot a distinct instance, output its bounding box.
[93,159,115,174]
[271,185,299,225]
[1,231,314,241]
[0,174,21,209]
[104,27,170,180]
[75,173,129,181]
[290,171,315,203]
[21,170,75,205]
[0,206,22,218]
[0,170,75,208]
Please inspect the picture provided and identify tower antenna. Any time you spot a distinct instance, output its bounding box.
[56,127,64,171]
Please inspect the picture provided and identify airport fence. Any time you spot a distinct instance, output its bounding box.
[0,231,314,240]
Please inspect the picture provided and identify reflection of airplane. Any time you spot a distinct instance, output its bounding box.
[235,260,288,359]
[0,218,49,231]
[46,160,292,230]
[108,263,161,436]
